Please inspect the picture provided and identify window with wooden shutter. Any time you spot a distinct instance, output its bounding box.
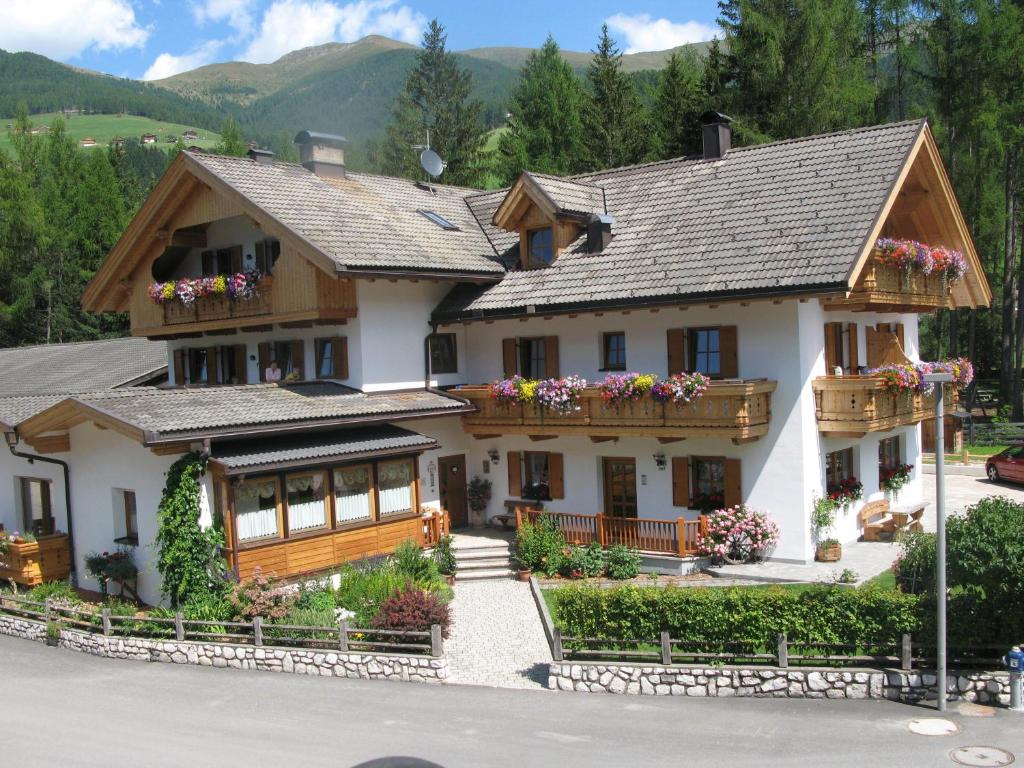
[507,451,522,497]
[258,342,271,382]
[718,326,738,378]
[172,349,185,387]
[233,345,248,384]
[543,336,559,378]
[502,338,517,378]
[206,346,219,384]
[201,250,215,277]
[824,322,843,371]
[894,322,905,352]
[289,339,305,380]
[547,453,564,499]
[333,337,348,379]
[671,456,690,507]
[847,323,859,373]
[724,458,742,508]
[667,328,686,375]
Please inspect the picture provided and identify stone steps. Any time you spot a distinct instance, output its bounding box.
[452,536,515,581]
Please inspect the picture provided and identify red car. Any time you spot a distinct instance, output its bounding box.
[985,445,1024,483]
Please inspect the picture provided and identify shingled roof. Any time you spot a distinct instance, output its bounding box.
[19,383,469,444]
[519,172,606,218]
[185,151,505,277]
[436,120,926,320]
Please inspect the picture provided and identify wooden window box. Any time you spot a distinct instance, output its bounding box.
[0,534,71,587]
[162,277,273,325]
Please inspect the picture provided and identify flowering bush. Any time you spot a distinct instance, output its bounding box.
[881,463,913,495]
[697,505,779,564]
[876,238,967,285]
[84,550,138,594]
[827,476,863,507]
[148,270,263,306]
[227,568,294,621]
[598,372,657,406]
[869,357,974,395]
[651,371,710,405]
[535,375,587,414]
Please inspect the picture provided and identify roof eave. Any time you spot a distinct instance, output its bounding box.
[211,439,438,476]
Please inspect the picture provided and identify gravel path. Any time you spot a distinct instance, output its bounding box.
[445,579,551,689]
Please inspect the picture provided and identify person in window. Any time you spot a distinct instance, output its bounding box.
[265,359,282,382]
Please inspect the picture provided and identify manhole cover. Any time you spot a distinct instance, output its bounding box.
[909,718,960,736]
[950,746,1015,767]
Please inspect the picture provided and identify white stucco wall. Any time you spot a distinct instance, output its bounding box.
[0,446,69,536]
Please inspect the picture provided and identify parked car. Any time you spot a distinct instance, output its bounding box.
[985,444,1024,482]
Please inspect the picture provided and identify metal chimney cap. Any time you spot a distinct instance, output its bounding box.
[701,110,734,125]
[293,130,347,146]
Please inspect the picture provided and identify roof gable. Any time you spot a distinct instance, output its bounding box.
[492,171,606,231]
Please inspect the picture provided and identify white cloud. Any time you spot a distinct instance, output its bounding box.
[191,0,255,39]
[242,0,425,64]
[142,40,224,80]
[606,13,717,54]
[0,0,149,60]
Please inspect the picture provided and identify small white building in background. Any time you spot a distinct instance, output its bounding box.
[0,118,990,605]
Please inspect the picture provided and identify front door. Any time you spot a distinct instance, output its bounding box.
[603,457,638,518]
[439,454,468,528]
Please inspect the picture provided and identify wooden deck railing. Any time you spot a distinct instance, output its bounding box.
[824,248,954,312]
[421,508,450,548]
[457,380,777,441]
[516,507,707,557]
[162,277,273,325]
[813,376,956,436]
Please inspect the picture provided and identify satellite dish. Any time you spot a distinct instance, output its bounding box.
[420,149,445,178]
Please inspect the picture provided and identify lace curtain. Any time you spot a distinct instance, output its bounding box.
[378,460,412,516]
[236,480,278,541]
[334,466,371,523]
[287,473,326,532]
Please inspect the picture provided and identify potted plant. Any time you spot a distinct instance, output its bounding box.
[812,494,842,561]
[880,463,913,499]
[466,476,492,529]
[433,534,457,585]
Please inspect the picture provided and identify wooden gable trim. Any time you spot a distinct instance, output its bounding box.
[492,172,560,232]
[17,399,147,446]
[23,433,70,454]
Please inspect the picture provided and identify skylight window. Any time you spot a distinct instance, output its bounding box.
[418,210,460,231]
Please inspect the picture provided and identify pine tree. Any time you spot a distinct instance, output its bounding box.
[498,36,587,182]
[718,0,873,139]
[653,50,705,159]
[215,116,247,157]
[381,20,487,187]
[583,25,651,169]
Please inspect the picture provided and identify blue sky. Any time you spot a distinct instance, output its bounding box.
[0,0,721,81]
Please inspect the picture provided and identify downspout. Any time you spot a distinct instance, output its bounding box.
[425,321,438,390]
[5,432,77,586]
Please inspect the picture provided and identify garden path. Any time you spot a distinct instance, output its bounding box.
[444,577,551,690]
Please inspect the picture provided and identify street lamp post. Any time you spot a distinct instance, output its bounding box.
[924,371,954,712]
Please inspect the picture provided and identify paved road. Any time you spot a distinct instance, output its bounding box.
[2,637,1021,768]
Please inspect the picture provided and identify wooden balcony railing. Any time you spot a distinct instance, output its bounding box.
[457,380,777,442]
[0,534,71,587]
[162,277,273,325]
[517,507,708,558]
[825,248,953,312]
[812,376,956,436]
[421,508,450,548]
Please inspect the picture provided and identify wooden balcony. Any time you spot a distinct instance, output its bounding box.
[457,380,777,443]
[518,507,708,557]
[162,277,273,325]
[824,248,954,312]
[813,376,955,436]
[0,534,71,587]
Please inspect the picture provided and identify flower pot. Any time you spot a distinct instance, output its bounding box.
[516,569,532,582]
[815,542,842,562]
[444,574,455,586]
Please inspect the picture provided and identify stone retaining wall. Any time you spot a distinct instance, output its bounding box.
[548,662,1010,705]
[0,613,448,683]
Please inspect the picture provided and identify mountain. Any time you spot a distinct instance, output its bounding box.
[0,50,227,132]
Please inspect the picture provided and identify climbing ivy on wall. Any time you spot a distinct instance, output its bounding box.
[154,452,224,607]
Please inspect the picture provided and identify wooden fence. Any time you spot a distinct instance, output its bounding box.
[552,629,1004,670]
[0,594,443,656]
[421,508,450,548]
[516,508,708,557]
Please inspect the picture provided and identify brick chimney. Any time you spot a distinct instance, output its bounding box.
[294,130,347,178]
[701,111,732,160]
[247,147,275,165]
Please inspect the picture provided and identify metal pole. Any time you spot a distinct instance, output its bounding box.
[934,382,946,712]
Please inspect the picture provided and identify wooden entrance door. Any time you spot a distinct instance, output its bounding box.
[603,457,638,518]
[439,454,468,528]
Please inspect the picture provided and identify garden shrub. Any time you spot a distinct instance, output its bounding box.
[892,531,935,594]
[515,516,566,575]
[560,542,605,578]
[371,585,451,639]
[604,544,641,580]
[393,539,442,587]
[433,534,457,576]
[336,561,410,626]
[28,580,81,606]
[551,584,920,651]
[183,590,233,623]
[227,568,293,622]
[155,452,225,607]
[293,584,336,613]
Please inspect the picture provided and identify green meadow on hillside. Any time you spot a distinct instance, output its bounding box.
[0,113,221,153]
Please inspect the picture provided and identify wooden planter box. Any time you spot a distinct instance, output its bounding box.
[0,534,72,586]
[815,542,842,562]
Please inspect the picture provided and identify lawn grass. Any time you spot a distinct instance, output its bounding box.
[861,569,897,591]
[1,112,221,153]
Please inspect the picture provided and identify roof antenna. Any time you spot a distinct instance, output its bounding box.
[412,130,445,195]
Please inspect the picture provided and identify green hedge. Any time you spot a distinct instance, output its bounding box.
[551,584,920,650]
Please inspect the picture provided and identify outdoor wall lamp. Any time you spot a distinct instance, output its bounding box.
[652,453,667,470]
[487,449,500,465]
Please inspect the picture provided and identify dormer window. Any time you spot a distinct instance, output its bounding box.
[527,227,554,268]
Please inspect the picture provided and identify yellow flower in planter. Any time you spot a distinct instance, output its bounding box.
[212,275,228,294]
[161,282,175,300]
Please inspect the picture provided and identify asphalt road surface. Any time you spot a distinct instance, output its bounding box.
[1,636,1021,768]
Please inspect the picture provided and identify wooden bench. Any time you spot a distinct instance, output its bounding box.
[859,500,895,542]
